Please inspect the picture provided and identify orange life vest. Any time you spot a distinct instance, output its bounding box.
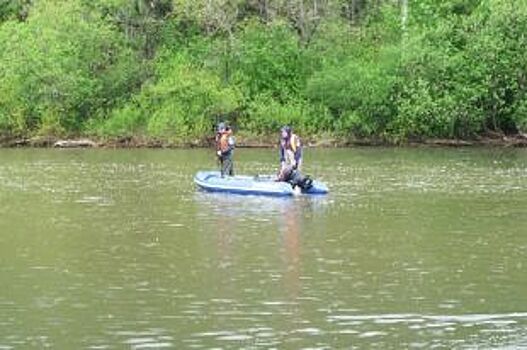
[216,129,232,153]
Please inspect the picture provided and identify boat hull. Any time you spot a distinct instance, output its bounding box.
[194,171,328,196]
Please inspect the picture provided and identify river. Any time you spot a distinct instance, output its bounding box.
[1,147,526,349]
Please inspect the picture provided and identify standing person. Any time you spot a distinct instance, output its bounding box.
[279,126,303,171]
[215,122,235,177]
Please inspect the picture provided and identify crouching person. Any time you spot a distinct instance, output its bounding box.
[276,163,313,191]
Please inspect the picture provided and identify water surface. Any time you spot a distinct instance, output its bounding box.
[1,148,526,349]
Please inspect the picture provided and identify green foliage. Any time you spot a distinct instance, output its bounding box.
[0,0,142,137]
[305,8,401,137]
[306,45,400,136]
[242,94,331,135]
[87,102,145,137]
[1,0,527,143]
[392,28,487,139]
[145,54,241,138]
[303,19,358,73]
[232,20,303,102]
[392,0,527,139]
[0,0,31,23]
[512,97,527,133]
[97,53,241,140]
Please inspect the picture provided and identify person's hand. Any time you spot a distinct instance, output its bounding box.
[275,169,283,182]
[217,150,222,157]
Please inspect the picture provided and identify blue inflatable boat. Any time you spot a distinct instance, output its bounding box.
[194,171,328,196]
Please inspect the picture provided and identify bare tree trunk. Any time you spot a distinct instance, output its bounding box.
[205,0,213,35]
[299,0,306,43]
[224,30,234,83]
[262,0,269,22]
[351,0,356,25]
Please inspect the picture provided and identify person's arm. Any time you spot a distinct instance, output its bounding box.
[279,142,286,169]
[294,138,303,170]
[215,133,222,157]
[295,151,302,170]
[226,136,235,153]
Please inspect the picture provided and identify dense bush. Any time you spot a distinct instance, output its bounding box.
[1,0,527,143]
[241,94,332,135]
[92,53,241,140]
[391,0,527,140]
[231,20,304,102]
[0,0,142,137]
[306,44,400,137]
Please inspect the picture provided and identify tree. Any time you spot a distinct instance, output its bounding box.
[0,0,141,136]
[0,0,31,23]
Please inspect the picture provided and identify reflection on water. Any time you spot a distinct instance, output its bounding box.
[190,193,327,348]
[0,148,527,348]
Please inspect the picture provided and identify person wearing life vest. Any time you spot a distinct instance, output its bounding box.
[279,125,302,171]
[215,122,235,177]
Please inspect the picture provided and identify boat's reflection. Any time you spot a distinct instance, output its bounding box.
[193,191,330,335]
[193,190,328,219]
[280,199,301,300]
[194,191,329,293]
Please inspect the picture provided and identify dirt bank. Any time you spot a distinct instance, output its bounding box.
[2,134,527,149]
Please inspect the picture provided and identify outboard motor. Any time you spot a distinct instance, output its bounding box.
[280,166,313,191]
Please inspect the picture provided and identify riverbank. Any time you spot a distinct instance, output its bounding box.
[2,133,527,149]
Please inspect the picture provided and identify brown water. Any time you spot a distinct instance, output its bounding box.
[1,148,527,349]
